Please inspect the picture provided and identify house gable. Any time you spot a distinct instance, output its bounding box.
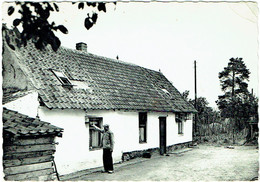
[2,39,34,92]
[3,90,39,118]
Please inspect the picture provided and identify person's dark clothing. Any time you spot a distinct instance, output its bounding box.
[101,130,114,172]
[102,131,114,150]
[103,148,114,172]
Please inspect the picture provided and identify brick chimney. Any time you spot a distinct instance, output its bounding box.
[76,42,87,52]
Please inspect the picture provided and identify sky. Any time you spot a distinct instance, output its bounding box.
[2,1,259,109]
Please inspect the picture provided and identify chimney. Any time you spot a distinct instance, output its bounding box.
[76,42,87,52]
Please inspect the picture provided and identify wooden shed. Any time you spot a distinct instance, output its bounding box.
[3,108,63,181]
[247,117,259,140]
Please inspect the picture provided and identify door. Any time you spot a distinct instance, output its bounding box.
[159,117,167,155]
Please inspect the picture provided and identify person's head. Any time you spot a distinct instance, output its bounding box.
[104,124,109,131]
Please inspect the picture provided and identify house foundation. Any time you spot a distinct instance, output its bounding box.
[122,141,192,161]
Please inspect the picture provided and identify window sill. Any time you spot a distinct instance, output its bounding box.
[89,147,102,151]
[139,141,147,144]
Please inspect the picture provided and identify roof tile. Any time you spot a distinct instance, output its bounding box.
[3,108,63,136]
[4,28,196,113]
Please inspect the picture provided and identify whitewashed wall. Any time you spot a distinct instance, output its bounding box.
[3,96,192,175]
[3,91,39,118]
[37,108,192,175]
[167,114,193,145]
[38,107,93,175]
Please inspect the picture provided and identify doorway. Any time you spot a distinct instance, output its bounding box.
[159,117,167,155]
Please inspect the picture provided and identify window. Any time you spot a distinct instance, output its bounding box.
[186,113,193,120]
[52,70,72,87]
[60,77,71,85]
[175,113,192,134]
[176,118,184,134]
[88,117,103,150]
[139,112,147,143]
[176,113,192,120]
[176,113,188,134]
[161,88,172,98]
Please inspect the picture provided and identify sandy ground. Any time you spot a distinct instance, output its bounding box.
[75,145,258,181]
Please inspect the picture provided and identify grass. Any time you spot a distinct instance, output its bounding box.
[193,132,256,146]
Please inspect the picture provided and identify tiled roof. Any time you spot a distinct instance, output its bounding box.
[2,88,33,105]
[3,108,63,136]
[3,28,196,113]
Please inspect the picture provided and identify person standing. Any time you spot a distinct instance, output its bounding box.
[92,124,114,173]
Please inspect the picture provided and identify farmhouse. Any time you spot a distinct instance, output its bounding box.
[3,26,196,175]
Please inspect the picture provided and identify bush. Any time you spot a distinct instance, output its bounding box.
[223,138,229,143]
[203,138,209,142]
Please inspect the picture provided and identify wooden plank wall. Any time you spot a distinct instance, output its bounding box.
[3,136,58,181]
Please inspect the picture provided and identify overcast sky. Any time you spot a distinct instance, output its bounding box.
[2,1,259,109]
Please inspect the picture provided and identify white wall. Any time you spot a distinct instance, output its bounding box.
[38,108,193,175]
[83,111,192,168]
[167,114,193,145]
[4,91,39,118]
[38,107,95,175]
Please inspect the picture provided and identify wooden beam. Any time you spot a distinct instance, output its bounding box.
[25,173,57,181]
[4,161,53,175]
[3,155,52,168]
[4,144,55,154]
[3,150,54,160]
[11,137,55,146]
[4,168,54,181]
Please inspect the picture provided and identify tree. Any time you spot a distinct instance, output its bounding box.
[190,97,218,123]
[182,90,217,124]
[216,57,258,130]
[5,2,116,51]
[181,90,221,135]
[181,90,190,101]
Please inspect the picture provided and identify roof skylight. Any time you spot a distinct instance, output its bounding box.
[52,70,73,88]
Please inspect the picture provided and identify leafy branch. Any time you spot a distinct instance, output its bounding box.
[6,1,116,51]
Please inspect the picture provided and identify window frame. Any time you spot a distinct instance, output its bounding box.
[176,118,184,134]
[176,113,187,135]
[88,117,103,150]
[176,112,192,121]
[52,70,73,87]
[187,113,193,120]
[139,112,147,143]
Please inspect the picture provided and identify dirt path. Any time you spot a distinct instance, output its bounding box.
[75,145,258,181]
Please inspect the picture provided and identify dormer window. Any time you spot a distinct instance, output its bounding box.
[161,88,172,98]
[52,70,73,88]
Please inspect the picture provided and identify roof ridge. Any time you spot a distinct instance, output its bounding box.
[2,27,196,112]
[2,89,36,105]
[59,45,161,71]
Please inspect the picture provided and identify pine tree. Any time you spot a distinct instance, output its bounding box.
[216,57,256,130]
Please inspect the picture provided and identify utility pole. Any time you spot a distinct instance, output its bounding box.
[194,60,197,135]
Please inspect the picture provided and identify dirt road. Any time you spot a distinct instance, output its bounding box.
[75,145,258,181]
